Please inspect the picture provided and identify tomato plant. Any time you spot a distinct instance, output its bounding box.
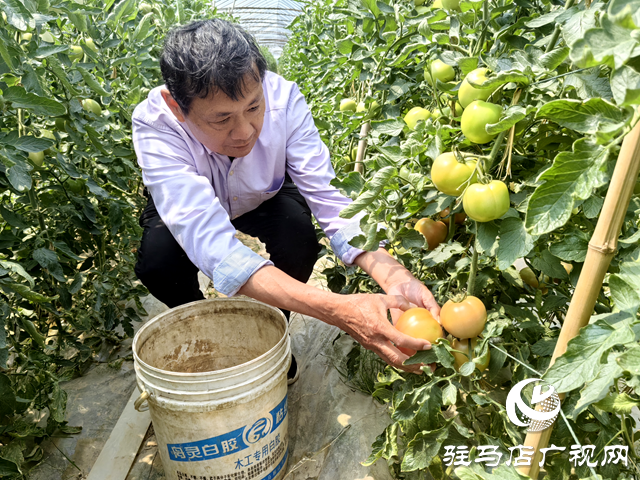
[404,106,430,130]
[414,217,448,250]
[440,295,487,339]
[394,307,444,356]
[281,0,640,476]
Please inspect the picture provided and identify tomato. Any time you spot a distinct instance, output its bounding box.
[451,337,490,372]
[440,296,487,339]
[55,118,66,131]
[85,38,98,53]
[83,98,102,116]
[415,0,425,5]
[66,178,86,194]
[520,267,539,289]
[357,100,380,114]
[439,207,466,225]
[140,2,152,13]
[69,45,84,62]
[414,218,448,250]
[431,0,443,7]
[424,68,432,84]
[462,180,510,222]
[416,5,429,13]
[339,98,357,112]
[20,32,32,43]
[458,68,496,109]
[441,0,460,10]
[460,100,502,144]
[40,31,55,43]
[431,152,478,196]
[28,151,45,167]
[431,59,455,83]
[395,308,444,356]
[404,107,430,130]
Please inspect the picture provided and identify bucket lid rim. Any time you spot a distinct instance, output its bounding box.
[132,298,289,377]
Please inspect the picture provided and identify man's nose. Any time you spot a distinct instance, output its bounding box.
[231,116,254,141]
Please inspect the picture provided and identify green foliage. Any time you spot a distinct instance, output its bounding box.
[0,0,232,475]
[259,45,278,74]
[282,0,640,477]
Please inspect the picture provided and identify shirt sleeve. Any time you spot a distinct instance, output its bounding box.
[283,83,370,266]
[132,117,273,296]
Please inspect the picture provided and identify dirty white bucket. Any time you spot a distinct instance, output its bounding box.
[132,298,290,480]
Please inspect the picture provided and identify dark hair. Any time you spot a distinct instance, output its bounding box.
[160,19,267,115]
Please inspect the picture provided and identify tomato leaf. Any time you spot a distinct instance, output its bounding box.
[32,248,67,282]
[3,86,66,116]
[569,351,623,419]
[609,258,640,313]
[362,422,399,466]
[467,70,530,90]
[485,106,527,136]
[525,139,609,236]
[543,314,636,393]
[611,65,640,107]
[401,427,448,472]
[594,392,640,414]
[339,166,396,218]
[496,217,536,270]
[570,16,639,69]
[533,250,568,280]
[539,46,570,71]
[618,345,640,375]
[536,98,630,139]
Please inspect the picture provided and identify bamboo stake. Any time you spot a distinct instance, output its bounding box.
[517,116,640,478]
[354,121,371,174]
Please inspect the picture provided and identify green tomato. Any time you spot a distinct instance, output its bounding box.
[415,0,426,5]
[20,32,33,43]
[66,178,86,194]
[459,68,496,108]
[69,45,84,62]
[40,31,55,43]
[463,180,510,222]
[55,118,67,131]
[431,152,478,196]
[416,5,429,12]
[431,59,455,83]
[431,0,443,7]
[28,151,45,167]
[404,107,430,130]
[85,38,98,53]
[339,98,357,112]
[441,0,460,10]
[461,100,502,144]
[83,98,102,116]
[356,101,366,113]
[40,129,56,154]
[520,267,539,289]
[140,2,152,13]
[424,68,432,84]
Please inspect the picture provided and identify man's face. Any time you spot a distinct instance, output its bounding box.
[162,73,265,158]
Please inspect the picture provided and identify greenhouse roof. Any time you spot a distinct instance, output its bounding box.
[213,0,302,58]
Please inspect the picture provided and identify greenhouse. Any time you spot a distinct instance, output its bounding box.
[1,0,640,479]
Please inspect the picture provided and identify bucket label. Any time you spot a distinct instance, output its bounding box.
[176,450,288,480]
[168,394,288,463]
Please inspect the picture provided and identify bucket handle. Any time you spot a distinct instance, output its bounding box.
[134,390,150,412]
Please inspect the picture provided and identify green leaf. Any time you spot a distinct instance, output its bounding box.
[371,118,406,136]
[611,65,640,107]
[3,86,66,116]
[582,194,603,218]
[404,349,438,365]
[476,222,499,256]
[337,38,354,55]
[401,427,448,472]
[562,8,598,48]
[549,229,589,262]
[525,139,609,236]
[533,250,568,280]
[0,204,30,229]
[570,16,640,69]
[543,315,636,393]
[459,361,476,376]
[594,392,640,414]
[608,0,640,29]
[496,217,535,270]
[442,382,457,405]
[536,98,630,139]
[106,0,134,28]
[0,458,20,477]
[618,345,640,374]
[362,423,399,466]
[34,44,70,58]
[467,70,530,90]
[570,352,623,418]
[485,106,527,136]
[388,79,412,102]
[0,259,35,287]
[49,383,67,422]
[133,12,153,42]
[0,373,16,417]
[67,10,88,31]
[1,0,35,31]
[457,56,478,75]
[0,280,58,303]
[32,248,66,282]
[10,136,55,153]
[330,171,364,198]
[563,68,613,101]
[609,258,640,313]
[339,166,396,218]
[76,67,111,97]
[539,47,570,71]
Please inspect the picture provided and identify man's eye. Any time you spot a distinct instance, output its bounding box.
[215,118,229,125]
[249,106,259,112]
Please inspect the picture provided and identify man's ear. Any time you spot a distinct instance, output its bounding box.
[161,89,186,122]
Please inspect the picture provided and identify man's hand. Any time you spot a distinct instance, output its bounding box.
[386,276,441,323]
[326,293,433,374]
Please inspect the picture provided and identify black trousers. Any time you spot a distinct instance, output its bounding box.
[134,178,322,319]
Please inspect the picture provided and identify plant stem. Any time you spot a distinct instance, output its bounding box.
[484,130,508,172]
[544,0,576,53]
[467,222,479,296]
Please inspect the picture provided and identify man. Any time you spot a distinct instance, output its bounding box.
[132,19,440,383]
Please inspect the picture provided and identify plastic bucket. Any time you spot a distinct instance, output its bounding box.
[132,298,290,480]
